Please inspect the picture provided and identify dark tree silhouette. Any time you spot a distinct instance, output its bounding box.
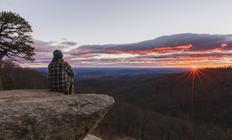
[0,11,34,61]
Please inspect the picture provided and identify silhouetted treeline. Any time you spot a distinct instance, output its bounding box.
[77,67,232,140]
[94,101,230,140]
[0,61,47,90]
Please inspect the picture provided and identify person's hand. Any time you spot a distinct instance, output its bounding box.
[68,72,74,77]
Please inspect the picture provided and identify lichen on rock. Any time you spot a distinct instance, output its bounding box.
[0,90,114,140]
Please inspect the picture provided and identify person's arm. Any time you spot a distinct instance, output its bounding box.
[65,62,75,77]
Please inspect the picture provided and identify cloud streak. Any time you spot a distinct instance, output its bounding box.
[25,33,232,68]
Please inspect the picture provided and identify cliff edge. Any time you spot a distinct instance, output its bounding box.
[0,90,114,140]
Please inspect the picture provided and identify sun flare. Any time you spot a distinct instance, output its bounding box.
[192,66,197,70]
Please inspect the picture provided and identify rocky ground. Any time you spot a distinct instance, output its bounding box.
[0,90,114,140]
[84,134,102,140]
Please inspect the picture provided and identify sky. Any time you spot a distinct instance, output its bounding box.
[1,0,232,68]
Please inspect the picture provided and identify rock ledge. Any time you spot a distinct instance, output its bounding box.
[0,90,114,140]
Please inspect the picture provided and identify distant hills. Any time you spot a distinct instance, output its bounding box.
[76,67,232,140]
[34,67,190,80]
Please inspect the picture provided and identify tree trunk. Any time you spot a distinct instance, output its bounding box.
[0,54,3,90]
[0,77,3,90]
[0,62,2,90]
[0,53,4,60]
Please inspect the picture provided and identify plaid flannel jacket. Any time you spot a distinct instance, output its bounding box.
[48,59,75,94]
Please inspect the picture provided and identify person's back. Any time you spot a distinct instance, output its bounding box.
[48,50,75,94]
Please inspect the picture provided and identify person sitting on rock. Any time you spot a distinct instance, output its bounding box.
[48,50,75,94]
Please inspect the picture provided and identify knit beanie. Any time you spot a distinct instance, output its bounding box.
[53,50,63,59]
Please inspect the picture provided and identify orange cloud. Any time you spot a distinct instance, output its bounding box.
[26,34,232,68]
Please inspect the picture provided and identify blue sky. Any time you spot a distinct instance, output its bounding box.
[1,0,232,68]
[1,0,232,45]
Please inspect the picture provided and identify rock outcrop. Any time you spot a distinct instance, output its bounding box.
[0,90,114,140]
[84,134,102,140]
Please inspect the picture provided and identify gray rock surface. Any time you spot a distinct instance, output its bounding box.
[0,90,114,140]
[84,134,102,140]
